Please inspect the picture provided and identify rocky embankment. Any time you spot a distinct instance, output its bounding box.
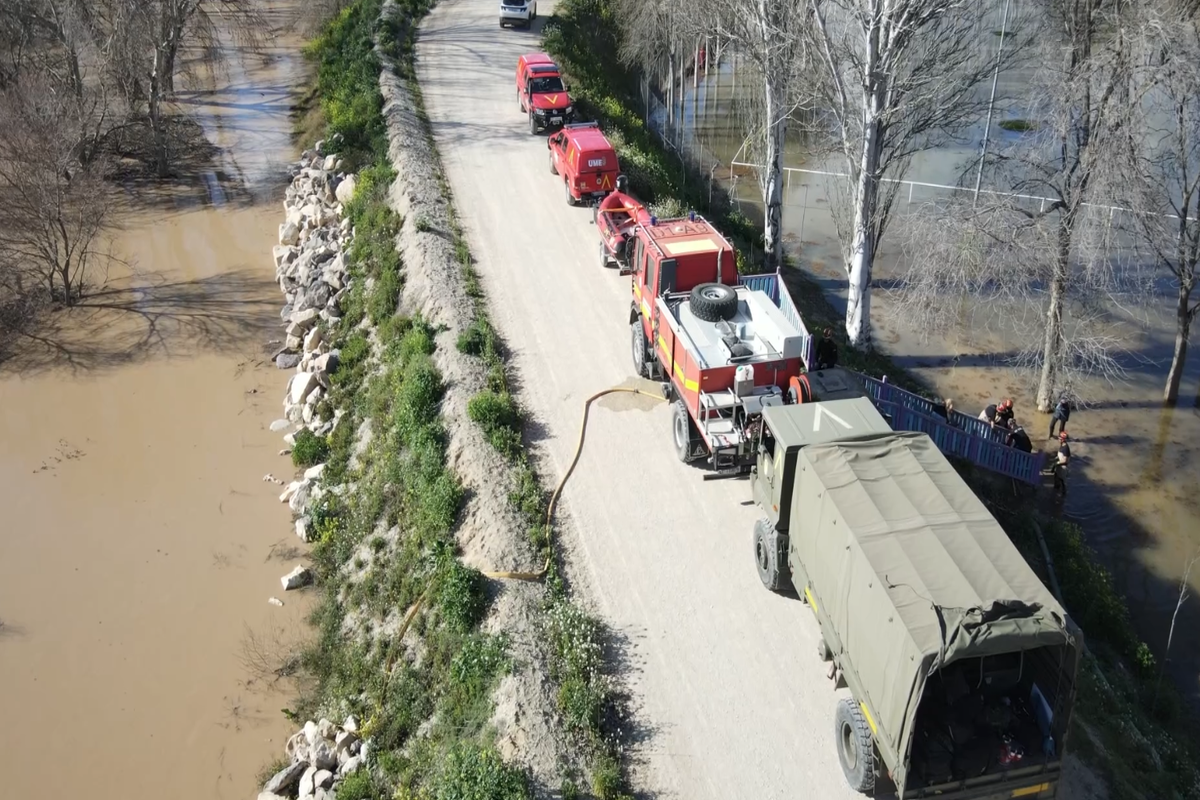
[264,139,356,556]
[257,142,363,798]
[258,715,366,800]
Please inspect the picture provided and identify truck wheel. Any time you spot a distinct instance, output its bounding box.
[835,698,877,795]
[564,179,575,206]
[631,321,650,378]
[672,399,699,463]
[549,150,558,175]
[689,282,738,323]
[529,113,538,135]
[753,519,791,593]
[817,637,832,662]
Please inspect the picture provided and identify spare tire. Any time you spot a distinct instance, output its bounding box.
[690,282,738,323]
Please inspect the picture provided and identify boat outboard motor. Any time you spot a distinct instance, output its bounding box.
[615,173,628,194]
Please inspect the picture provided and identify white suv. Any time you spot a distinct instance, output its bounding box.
[499,0,536,29]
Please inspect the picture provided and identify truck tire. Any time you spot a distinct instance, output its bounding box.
[529,113,538,135]
[631,321,650,378]
[549,149,558,175]
[817,637,832,662]
[672,399,699,463]
[564,179,575,206]
[690,282,738,323]
[753,519,792,593]
[835,698,877,795]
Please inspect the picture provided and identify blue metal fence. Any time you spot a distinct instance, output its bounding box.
[860,376,1046,486]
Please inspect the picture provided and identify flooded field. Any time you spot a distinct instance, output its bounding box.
[0,4,313,798]
[648,43,1200,703]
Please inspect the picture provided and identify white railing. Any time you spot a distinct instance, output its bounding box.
[727,160,1199,223]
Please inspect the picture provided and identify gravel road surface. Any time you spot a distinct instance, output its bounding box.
[417,3,865,798]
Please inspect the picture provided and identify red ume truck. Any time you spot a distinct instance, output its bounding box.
[547,122,620,206]
[616,207,814,474]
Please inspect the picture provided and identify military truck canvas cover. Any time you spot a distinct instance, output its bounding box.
[788,431,1076,773]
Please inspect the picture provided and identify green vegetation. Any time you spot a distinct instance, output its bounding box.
[395,16,633,794]
[545,0,1200,796]
[284,1,536,798]
[291,428,331,468]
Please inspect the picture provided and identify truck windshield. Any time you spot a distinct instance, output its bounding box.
[530,76,564,93]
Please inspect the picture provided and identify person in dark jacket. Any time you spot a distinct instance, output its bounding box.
[814,327,839,370]
[979,403,999,424]
[1053,431,1071,495]
[1005,419,1033,453]
[1049,396,1072,439]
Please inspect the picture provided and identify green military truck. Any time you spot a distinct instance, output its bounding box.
[750,393,1082,799]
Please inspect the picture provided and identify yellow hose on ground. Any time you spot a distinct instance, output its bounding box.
[363,383,668,733]
[482,383,669,582]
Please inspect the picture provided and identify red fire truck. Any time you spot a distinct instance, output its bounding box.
[624,211,815,474]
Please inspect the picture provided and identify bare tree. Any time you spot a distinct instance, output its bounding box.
[703,0,810,268]
[804,0,1029,348]
[976,0,1140,410]
[1124,6,1200,405]
[618,0,810,268]
[0,78,112,305]
[103,0,264,176]
[893,197,1138,398]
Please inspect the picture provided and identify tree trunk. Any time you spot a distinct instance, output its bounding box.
[1164,283,1193,405]
[761,79,786,269]
[1036,236,1070,411]
[149,67,167,177]
[845,109,881,348]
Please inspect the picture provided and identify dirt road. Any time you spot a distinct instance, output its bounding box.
[416,3,860,798]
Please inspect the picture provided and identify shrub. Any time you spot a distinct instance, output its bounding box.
[426,743,530,800]
[292,429,330,468]
[368,262,402,324]
[456,318,493,358]
[335,771,384,800]
[467,390,521,457]
[436,548,488,634]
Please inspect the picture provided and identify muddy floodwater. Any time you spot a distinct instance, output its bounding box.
[0,6,311,799]
[653,47,1200,702]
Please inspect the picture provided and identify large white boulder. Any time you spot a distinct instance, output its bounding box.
[289,308,320,330]
[288,371,319,406]
[279,221,300,246]
[262,761,307,795]
[282,565,312,591]
[335,174,357,204]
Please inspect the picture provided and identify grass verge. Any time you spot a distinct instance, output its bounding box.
[391,18,633,794]
[544,0,1200,797]
[282,1,536,797]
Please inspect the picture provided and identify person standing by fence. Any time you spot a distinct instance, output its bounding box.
[1049,396,1072,439]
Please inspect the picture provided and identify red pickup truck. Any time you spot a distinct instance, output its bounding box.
[515,52,574,134]
[547,122,620,206]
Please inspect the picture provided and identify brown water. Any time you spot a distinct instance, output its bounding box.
[657,54,1200,703]
[0,6,312,798]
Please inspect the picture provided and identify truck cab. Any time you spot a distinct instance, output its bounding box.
[547,123,620,206]
[751,397,893,552]
[515,53,574,134]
